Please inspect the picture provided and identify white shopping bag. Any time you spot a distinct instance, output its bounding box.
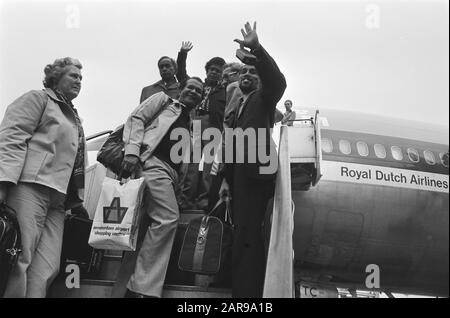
[88,177,145,251]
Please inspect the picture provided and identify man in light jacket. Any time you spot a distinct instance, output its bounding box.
[114,77,204,298]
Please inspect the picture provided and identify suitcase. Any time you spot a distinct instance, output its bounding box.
[60,215,104,278]
[0,203,21,297]
[178,199,233,275]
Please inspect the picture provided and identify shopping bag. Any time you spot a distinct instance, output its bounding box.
[178,197,233,275]
[88,177,145,251]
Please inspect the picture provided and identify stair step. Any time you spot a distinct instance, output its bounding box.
[48,279,115,298]
[48,279,231,298]
[97,255,122,281]
[163,284,231,298]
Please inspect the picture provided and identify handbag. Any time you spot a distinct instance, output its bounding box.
[0,203,21,296]
[178,197,233,275]
[60,214,104,278]
[88,177,145,251]
[96,125,124,175]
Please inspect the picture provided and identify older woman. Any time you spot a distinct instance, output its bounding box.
[0,57,86,298]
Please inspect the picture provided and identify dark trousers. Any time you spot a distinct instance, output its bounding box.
[230,165,275,298]
[179,162,212,210]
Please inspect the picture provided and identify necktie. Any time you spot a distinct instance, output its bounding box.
[232,98,245,128]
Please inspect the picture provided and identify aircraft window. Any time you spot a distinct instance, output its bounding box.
[407,148,420,163]
[439,152,449,167]
[321,138,333,153]
[339,140,351,155]
[374,144,386,159]
[423,150,436,165]
[356,141,369,157]
[391,146,403,161]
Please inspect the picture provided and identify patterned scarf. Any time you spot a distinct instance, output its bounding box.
[54,89,85,191]
[196,86,212,114]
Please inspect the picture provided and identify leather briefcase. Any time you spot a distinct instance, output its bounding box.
[97,125,124,175]
[178,198,233,275]
[60,214,104,278]
[0,203,21,297]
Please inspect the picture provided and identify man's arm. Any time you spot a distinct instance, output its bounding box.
[234,22,286,107]
[274,108,283,123]
[176,41,193,84]
[252,45,286,104]
[290,111,296,122]
[122,91,170,157]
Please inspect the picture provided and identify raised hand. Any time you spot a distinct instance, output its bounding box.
[180,41,193,53]
[234,21,260,50]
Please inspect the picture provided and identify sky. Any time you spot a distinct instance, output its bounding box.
[0,0,448,137]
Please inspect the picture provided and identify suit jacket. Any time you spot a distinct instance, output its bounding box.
[224,81,243,128]
[0,88,85,207]
[223,45,287,180]
[139,80,180,104]
[139,52,189,103]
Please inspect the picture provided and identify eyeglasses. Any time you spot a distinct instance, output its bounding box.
[240,68,257,75]
[223,71,238,79]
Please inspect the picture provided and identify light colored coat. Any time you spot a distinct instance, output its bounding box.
[0,88,83,207]
[123,91,184,164]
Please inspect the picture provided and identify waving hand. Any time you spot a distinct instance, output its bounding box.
[234,21,260,50]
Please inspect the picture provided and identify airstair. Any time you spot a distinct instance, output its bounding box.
[48,111,322,298]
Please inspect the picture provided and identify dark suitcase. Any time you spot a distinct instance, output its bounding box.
[0,203,21,297]
[60,215,104,278]
[178,199,233,275]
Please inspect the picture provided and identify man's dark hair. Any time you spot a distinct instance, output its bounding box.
[204,57,226,72]
[157,56,177,72]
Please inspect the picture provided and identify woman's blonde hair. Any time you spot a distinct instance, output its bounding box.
[43,57,82,89]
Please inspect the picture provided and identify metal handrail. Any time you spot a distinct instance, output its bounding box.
[86,130,113,141]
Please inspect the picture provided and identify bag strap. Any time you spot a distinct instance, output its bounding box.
[207,196,233,225]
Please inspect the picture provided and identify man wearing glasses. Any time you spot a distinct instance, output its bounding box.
[222,62,242,86]
[222,62,244,125]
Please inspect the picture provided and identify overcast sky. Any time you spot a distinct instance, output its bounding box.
[0,0,448,137]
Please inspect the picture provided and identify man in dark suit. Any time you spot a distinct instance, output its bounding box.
[139,42,193,103]
[219,22,287,298]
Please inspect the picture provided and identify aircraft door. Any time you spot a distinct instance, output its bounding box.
[288,110,322,190]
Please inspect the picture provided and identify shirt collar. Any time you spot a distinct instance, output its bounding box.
[44,88,65,104]
[155,79,178,89]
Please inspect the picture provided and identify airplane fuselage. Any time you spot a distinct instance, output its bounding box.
[291,110,449,296]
